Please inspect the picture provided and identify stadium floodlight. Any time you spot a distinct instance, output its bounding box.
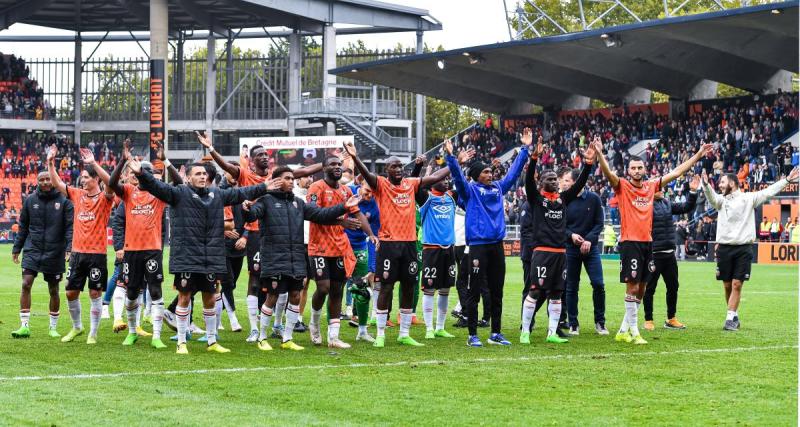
[771,8,782,14]
[462,52,471,56]
[601,33,621,48]
[350,69,358,73]
[467,53,486,65]
[436,59,446,70]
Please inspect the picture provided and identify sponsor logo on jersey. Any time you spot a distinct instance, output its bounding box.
[146,259,158,273]
[130,204,155,216]
[89,268,101,281]
[632,196,652,209]
[409,263,418,274]
[33,203,39,209]
[393,193,411,206]
[78,211,96,222]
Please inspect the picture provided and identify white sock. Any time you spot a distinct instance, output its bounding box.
[89,297,102,337]
[214,293,223,324]
[126,297,139,332]
[547,299,562,336]
[371,288,379,318]
[726,310,737,321]
[68,299,82,329]
[273,292,288,329]
[399,309,412,338]
[283,303,299,343]
[521,296,537,332]
[151,298,164,340]
[19,309,30,328]
[358,325,368,335]
[175,304,190,344]
[376,309,388,338]
[328,318,341,342]
[144,288,152,316]
[246,295,259,332]
[112,286,125,321]
[422,294,434,331]
[436,294,449,331]
[48,311,59,329]
[136,292,144,328]
[310,307,322,328]
[625,297,640,336]
[203,308,217,345]
[258,304,273,341]
[619,298,631,333]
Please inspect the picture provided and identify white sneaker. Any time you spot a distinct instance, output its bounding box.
[228,313,242,332]
[246,329,259,343]
[328,338,351,349]
[356,331,375,343]
[218,323,225,331]
[595,322,609,335]
[309,322,322,345]
[345,305,354,318]
[189,323,205,335]
[569,326,580,336]
[101,305,110,319]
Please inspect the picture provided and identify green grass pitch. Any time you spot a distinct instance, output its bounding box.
[0,244,795,425]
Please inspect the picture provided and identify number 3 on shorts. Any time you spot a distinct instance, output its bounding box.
[631,259,637,271]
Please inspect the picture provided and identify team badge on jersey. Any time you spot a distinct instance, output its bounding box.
[54,202,61,210]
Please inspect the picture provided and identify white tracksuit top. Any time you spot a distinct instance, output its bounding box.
[701,178,789,245]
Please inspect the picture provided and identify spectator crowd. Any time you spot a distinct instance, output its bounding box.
[0,53,53,120]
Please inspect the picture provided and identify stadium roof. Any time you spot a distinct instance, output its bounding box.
[0,0,441,35]
[331,1,799,112]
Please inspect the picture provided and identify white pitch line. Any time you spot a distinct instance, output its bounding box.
[0,344,794,383]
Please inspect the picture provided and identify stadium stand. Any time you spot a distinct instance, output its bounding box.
[0,53,53,120]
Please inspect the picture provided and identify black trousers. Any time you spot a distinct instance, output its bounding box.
[222,256,244,311]
[643,252,679,321]
[456,246,490,322]
[466,243,505,335]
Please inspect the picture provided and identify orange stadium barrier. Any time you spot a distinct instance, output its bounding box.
[757,242,799,265]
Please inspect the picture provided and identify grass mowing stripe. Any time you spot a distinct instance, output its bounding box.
[2,344,793,382]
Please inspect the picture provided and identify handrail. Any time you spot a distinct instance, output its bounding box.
[290,97,404,118]
[404,122,478,168]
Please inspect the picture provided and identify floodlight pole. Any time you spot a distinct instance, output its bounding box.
[73,35,82,147]
[415,30,424,155]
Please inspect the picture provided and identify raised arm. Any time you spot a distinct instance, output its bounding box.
[410,155,425,178]
[662,143,713,187]
[154,140,183,185]
[130,159,178,204]
[419,167,451,188]
[501,127,536,193]
[524,129,543,205]
[79,148,114,199]
[672,175,699,215]
[443,139,470,203]
[700,169,724,210]
[222,181,270,206]
[753,167,798,207]
[108,147,128,198]
[46,145,67,196]
[294,163,323,178]
[591,137,619,189]
[196,131,241,179]
[343,141,377,190]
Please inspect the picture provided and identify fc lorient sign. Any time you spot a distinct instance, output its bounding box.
[149,59,165,169]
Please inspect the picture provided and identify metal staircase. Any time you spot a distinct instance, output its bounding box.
[289,97,416,157]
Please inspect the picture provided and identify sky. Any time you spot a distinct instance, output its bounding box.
[0,0,513,60]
